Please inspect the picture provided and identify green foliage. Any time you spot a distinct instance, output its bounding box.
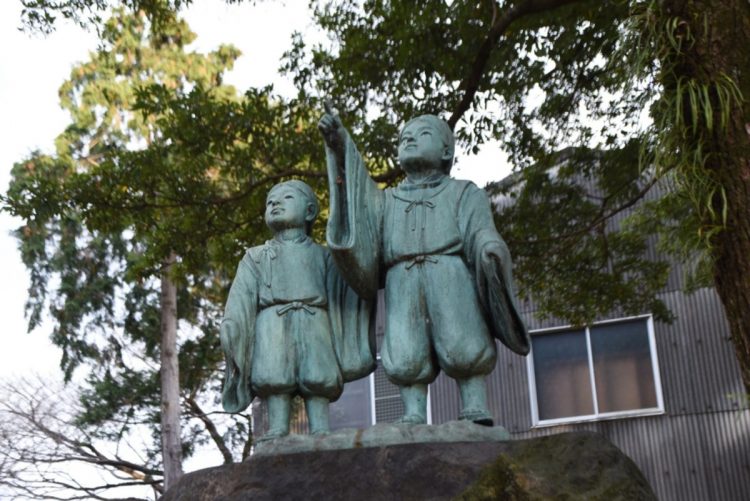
[19,0,262,34]
[11,2,750,480]
[6,7,243,378]
[493,146,672,324]
[20,0,195,33]
[4,7,326,473]
[277,0,747,329]
[282,0,678,325]
[20,0,730,338]
[627,0,744,248]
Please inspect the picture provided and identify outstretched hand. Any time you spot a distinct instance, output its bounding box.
[318,100,345,150]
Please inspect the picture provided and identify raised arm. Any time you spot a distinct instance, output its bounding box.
[318,100,347,179]
[318,102,384,300]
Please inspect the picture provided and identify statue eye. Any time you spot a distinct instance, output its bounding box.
[285,194,294,199]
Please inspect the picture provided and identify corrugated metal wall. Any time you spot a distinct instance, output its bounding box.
[461,162,750,499]
[429,286,750,501]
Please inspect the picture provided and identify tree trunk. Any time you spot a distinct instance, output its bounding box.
[662,0,750,393]
[160,252,183,488]
[703,1,750,395]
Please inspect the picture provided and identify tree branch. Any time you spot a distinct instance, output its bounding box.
[185,396,234,464]
[0,378,164,499]
[448,0,584,129]
[241,413,254,461]
[507,174,660,248]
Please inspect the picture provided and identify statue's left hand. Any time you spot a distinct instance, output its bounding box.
[318,100,346,151]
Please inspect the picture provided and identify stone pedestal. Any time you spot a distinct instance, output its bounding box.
[162,427,656,501]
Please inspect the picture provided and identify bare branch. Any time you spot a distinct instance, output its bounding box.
[184,396,234,464]
[241,413,254,461]
[0,377,162,500]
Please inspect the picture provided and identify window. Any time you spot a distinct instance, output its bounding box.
[329,377,372,431]
[328,359,432,430]
[527,315,664,426]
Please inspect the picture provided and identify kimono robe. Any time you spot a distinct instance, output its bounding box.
[325,134,529,385]
[220,236,376,413]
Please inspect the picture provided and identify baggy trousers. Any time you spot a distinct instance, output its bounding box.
[381,254,497,385]
[251,305,343,400]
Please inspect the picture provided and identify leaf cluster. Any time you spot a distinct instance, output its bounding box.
[3,7,327,469]
[282,0,682,325]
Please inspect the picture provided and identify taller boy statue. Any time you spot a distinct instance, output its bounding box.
[319,105,529,425]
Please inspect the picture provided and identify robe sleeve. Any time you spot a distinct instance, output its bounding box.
[220,255,259,413]
[458,183,530,355]
[325,132,385,300]
[325,251,377,382]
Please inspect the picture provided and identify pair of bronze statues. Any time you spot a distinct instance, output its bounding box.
[220,106,529,439]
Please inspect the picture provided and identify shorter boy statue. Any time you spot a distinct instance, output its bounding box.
[319,107,529,426]
[220,180,375,439]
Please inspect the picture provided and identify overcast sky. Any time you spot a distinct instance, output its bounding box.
[0,0,509,386]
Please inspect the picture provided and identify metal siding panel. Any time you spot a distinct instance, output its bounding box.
[655,291,702,415]
[657,288,742,415]
[434,285,748,500]
[505,411,750,501]
[477,169,749,500]
[700,410,750,500]
[429,371,459,424]
[491,344,532,433]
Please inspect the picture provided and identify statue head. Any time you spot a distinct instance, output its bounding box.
[265,180,319,235]
[397,114,455,175]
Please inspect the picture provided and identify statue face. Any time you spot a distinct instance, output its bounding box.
[397,120,447,173]
[265,185,311,231]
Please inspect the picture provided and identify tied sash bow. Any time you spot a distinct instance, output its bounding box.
[276,301,317,316]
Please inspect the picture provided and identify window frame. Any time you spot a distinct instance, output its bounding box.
[526,314,665,428]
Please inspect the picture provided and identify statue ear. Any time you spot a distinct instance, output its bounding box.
[442,145,452,162]
[305,203,317,222]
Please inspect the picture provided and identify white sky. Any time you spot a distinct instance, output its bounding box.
[0,0,511,478]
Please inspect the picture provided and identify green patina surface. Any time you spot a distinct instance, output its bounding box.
[252,420,510,457]
[220,180,375,438]
[319,107,529,426]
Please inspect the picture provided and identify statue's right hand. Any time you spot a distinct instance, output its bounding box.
[318,100,345,149]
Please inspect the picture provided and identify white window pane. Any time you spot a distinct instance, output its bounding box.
[590,319,657,413]
[329,378,371,430]
[532,329,593,420]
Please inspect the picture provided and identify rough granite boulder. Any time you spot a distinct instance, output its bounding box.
[162,430,656,501]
